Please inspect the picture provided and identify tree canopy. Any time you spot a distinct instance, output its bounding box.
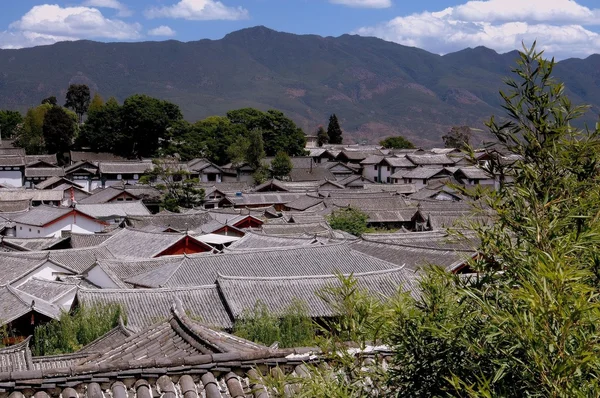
[327,207,368,236]
[442,125,471,149]
[42,106,77,163]
[64,84,91,123]
[316,126,328,147]
[379,135,415,149]
[0,110,23,140]
[271,151,293,179]
[327,114,343,144]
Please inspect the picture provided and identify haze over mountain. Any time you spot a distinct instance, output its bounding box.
[0,26,599,146]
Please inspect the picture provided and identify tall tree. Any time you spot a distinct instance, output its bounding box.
[0,110,23,140]
[64,84,91,123]
[14,104,52,154]
[120,94,183,158]
[379,135,415,149]
[316,126,328,147]
[271,151,293,179]
[77,97,122,153]
[245,129,265,169]
[327,114,343,144]
[43,106,76,162]
[88,93,104,114]
[442,125,471,149]
[41,96,57,106]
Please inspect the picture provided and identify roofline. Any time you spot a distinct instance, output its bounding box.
[216,265,410,282]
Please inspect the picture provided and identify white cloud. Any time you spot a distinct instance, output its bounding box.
[82,0,133,17]
[330,0,391,8]
[144,0,249,20]
[1,4,142,49]
[356,0,600,59]
[148,25,176,37]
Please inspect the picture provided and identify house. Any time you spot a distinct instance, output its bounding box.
[453,167,495,187]
[393,167,454,189]
[64,161,101,191]
[76,201,151,224]
[0,189,64,207]
[0,156,25,187]
[220,162,255,183]
[98,161,153,187]
[187,158,223,183]
[308,148,336,164]
[12,205,108,238]
[69,151,126,164]
[323,161,359,180]
[219,192,308,211]
[23,161,64,188]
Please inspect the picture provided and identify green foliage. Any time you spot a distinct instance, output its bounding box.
[226,136,250,167]
[88,93,104,114]
[15,103,52,154]
[270,151,293,179]
[78,97,122,153]
[379,135,415,149]
[0,110,23,139]
[245,129,266,169]
[233,300,316,348]
[43,106,76,162]
[387,44,600,397]
[327,207,368,236]
[140,157,205,212]
[32,304,124,356]
[41,96,57,106]
[316,126,328,147]
[64,84,91,123]
[327,114,343,145]
[252,165,270,185]
[442,125,471,149]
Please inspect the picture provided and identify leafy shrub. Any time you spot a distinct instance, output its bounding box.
[327,207,369,236]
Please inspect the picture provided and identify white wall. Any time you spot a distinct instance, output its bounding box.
[362,164,379,182]
[86,265,121,289]
[0,170,23,187]
[15,213,105,238]
[11,261,75,286]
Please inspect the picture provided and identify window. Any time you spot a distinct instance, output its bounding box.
[387,166,390,171]
[374,165,378,170]
[386,177,391,183]
[423,179,427,184]
[126,198,133,201]
[37,230,40,234]
[374,176,378,182]
[29,228,31,232]
[19,226,22,230]
[117,198,124,201]
[117,174,122,180]
[133,174,139,179]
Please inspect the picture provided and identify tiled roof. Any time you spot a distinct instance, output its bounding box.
[0,285,61,326]
[77,187,125,203]
[70,151,126,163]
[69,232,114,248]
[1,236,62,251]
[24,167,65,178]
[125,243,401,288]
[76,201,151,219]
[35,176,79,189]
[16,278,78,303]
[360,155,385,165]
[0,156,25,166]
[0,199,30,212]
[217,267,418,319]
[383,155,416,168]
[0,189,63,201]
[25,154,57,165]
[77,285,233,331]
[126,212,214,232]
[260,222,333,236]
[98,161,153,174]
[0,336,32,372]
[289,167,335,182]
[12,206,72,226]
[284,195,323,211]
[406,153,455,165]
[223,192,306,206]
[226,231,321,250]
[396,167,450,179]
[456,166,491,180]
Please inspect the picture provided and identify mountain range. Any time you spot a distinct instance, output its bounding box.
[1,26,599,146]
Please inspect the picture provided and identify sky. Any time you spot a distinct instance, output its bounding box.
[1,0,600,59]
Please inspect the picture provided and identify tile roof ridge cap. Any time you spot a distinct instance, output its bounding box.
[217,266,407,282]
[358,236,476,252]
[220,240,349,255]
[78,284,218,293]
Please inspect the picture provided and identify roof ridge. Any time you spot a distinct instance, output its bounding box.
[358,236,476,253]
[77,283,218,294]
[216,265,408,282]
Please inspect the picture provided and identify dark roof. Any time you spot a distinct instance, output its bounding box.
[24,167,65,178]
[406,153,455,166]
[0,156,25,167]
[77,187,127,204]
[218,267,418,319]
[124,243,401,288]
[222,192,306,207]
[0,200,30,212]
[397,167,452,180]
[126,212,214,232]
[288,167,335,182]
[25,154,57,165]
[1,237,62,251]
[260,222,333,236]
[70,151,126,163]
[0,285,61,326]
[284,195,323,211]
[0,337,32,372]
[98,161,153,174]
[77,285,233,331]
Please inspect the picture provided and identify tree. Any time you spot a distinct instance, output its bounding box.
[245,129,266,169]
[379,135,415,149]
[140,157,205,212]
[41,96,57,106]
[78,97,122,153]
[316,126,328,147]
[88,93,104,114]
[327,114,343,144]
[64,84,91,123]
[387,44,600,396]
[271,151,293,179]
[327,207,368,236]
[120,94,183,158]
[14,104,52,154]
[0,110,23,139]
[43,106,76,162]
[226,136,250,167]
[442,125,471,149]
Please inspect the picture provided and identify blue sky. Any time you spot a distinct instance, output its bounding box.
[1,0,600,59]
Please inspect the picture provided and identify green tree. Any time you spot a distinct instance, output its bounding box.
[43,106,77,162]
[0,110,23,139]
[64,84,91,123]
[88,93,104,114]
[379,135,415,149]
[140,157,205,212]
[120,94,183,158]
[245,129,266,169]
[78,97,122,153]
[41,96,57,106]
[388,44,600,396]
[316,125,328,147]
[327,114,343,144]
[271,151,293,179]
[442,125,471,149]
[226,136,250,166]
[327,207,368,236]
[14,103,52,154]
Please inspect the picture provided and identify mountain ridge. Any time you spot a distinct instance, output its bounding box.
[1,26,599,146]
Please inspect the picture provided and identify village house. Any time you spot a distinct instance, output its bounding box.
[11,205,108,238]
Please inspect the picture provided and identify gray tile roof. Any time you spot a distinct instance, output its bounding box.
[12,206,73,226]
[223,192,307,207]
[0,285,61,326]
[0,336,32,372]
[98,161,153,174]
[260,222,333,236]
[1,236,62,251]
[24,167,65,178]
[126,212,215,232]
[101,228,204,258]
[0,252,50,284]
[69,232,114,248]
[455,166,491,180]
[0,156,25,167]
[396,167,450,179]
[329,196,412,211]
[217,267,418,319]
[0,199,30,212]
[406,153,455,165]
[77,187,125,203]
[0,189,64,201]
[76,201,151,219]
[226,231,321,250]
[125,243,402,288]
[77,285,233,331]
[26,154,58,165]
[70,151,126,163]
[288,167,335,182]
[93,256,185,287]
[383,155,416,168]
[284,195,323,211]
[16,278,78,303]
